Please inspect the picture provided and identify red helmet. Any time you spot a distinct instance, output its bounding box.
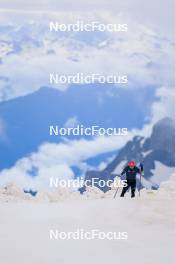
[129,160,135,167]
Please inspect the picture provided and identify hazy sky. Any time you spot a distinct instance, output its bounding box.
[0,0,174,37]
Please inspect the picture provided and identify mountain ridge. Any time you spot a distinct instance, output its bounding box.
[83,117,175,191]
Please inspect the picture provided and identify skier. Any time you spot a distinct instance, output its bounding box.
[120,160,144,198]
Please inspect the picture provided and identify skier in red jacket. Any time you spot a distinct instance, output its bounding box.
[120,160,144,198]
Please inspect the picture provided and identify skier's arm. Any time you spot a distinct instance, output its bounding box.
[120,166,127,176]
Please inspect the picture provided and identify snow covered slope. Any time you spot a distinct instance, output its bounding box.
[0,174,175,264]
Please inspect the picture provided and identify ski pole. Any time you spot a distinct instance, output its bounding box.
[138,163,143,198]
[112,174,121,198]
[113,187,119,199]
[139,174,141,197]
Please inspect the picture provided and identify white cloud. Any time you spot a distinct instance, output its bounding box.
[0,133,133,190]
[0,0,174,38]
[64,116,79,128]
[151,86,175,123]
[131,86,175,138]
[0,12,174,102]
[0,164,74,191]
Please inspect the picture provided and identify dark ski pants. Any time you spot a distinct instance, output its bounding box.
[120,179,136,197]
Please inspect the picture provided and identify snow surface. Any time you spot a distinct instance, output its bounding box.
[112,160,127,174]
[150,161,175,184]
[142,150,153,158]
[0,175,175,264]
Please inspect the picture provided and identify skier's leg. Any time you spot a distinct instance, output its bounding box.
[131,180,136,198]
[120,180,129,197]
